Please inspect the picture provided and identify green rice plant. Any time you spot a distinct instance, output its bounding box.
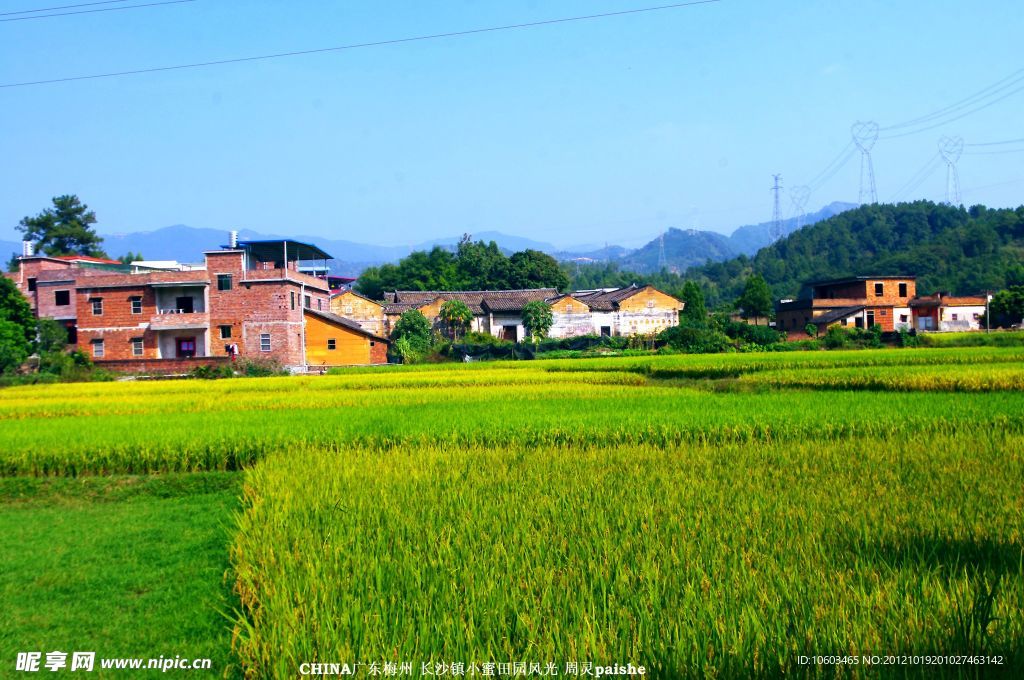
[230,435,1024,678]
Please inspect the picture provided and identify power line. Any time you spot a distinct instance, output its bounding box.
[880,77,1024,140]
[1,1,133,16]
[0,0,721,89]
[965,137,1024,147]
[1,0,194,22]
[880,69,1024,132]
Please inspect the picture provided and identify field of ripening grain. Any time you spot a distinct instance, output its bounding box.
[1,347,1022,678]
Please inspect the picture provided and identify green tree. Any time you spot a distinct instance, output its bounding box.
[391,309,432,353]
[986,285,1024,328]
[456,237,510,289]
[736,274,774,325]
[680,281,707,326]
[521,300,553,344]
[118,251,144,265]
[0,320,31,374]
[0,276,35,344]
[508,249,570,291]
[439,300,473,341]
[17,195,107,257]
[804,322,819,338]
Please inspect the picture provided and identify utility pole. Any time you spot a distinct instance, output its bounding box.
[939,135,963,205]
[770,174,783,242]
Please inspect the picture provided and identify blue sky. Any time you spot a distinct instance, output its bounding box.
[2,0,1023,249]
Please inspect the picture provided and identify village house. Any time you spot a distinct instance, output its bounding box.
[909,293,989,331]
[775,275,916,336]
[7,236,388,371]
[372,284,682,340]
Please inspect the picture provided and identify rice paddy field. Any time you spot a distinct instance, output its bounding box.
[1,347,1022,678]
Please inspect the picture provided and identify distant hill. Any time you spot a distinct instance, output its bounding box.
[619,228,735,272]
[685,201,1024,308]
[601,201,856,274]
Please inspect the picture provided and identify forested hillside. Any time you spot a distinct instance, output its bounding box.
[686,201,1024,307]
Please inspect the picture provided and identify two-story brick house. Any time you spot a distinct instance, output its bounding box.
[775,275,917,335]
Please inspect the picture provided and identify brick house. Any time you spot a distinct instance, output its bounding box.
[775,276,916,335]
[569,285,682,337]
[8,238,387,371]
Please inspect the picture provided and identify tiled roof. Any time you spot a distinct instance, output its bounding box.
[571,285,645,311]
[304,308,389,342]
[389,288,559,314]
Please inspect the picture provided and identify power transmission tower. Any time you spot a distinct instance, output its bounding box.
[851,121,879,204]
[770,174,784,242]
[657,233,667,270]
[789,184,811,233]
[938,135,963,205]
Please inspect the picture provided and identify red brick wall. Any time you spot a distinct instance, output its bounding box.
[370,339,389,364]
[97,356,230,375]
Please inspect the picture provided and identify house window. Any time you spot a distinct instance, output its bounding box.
[131,337,144,356]
[66,324,77,345]
[370,341,376,347]
[880,309,887,316]
[219,325,232,339]
[344,305,354,314]
[318,299,322,311]
[304,295,311,309]
[973,313,980,320]
[260,333,271,352]
[290,292,295,310]
[327,338,336,350]
[217,274,233,291]
[951,313,959,321]
[54,290,70,306]
[646,300,655,308]
[841,318,848,326]
[90,298,103,315]
[898,282,908,297]
[27,277,37,292]
[130,296,142,314]
[899,314,908,323]
[874,283,884,296]
[91,339,104,358]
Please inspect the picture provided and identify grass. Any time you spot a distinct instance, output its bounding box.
[0,473,241,678]
[1,346,1023,678]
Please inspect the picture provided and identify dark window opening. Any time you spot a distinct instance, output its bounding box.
[898,282,908,297]
[27,278,37,292]
[304,295,311,309]
[219,325,232,339]
[290,292,295,310]
[217,274,232,291]
[880,309,888,316]
[66,323,77,345]
[600,326,612,337]
[54,290,70,306]
[867,311,876,327]
[327,338,336,350]
[130,296,142,314]
[175,296,194,313]
[874,282,884,296]
[90,298,103,315]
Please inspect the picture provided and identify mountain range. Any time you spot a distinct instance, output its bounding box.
[2,202,856,276]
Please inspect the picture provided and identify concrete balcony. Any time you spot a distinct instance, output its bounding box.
[149,310,210,331]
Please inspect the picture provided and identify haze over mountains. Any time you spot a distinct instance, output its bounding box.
[3,202,856,276]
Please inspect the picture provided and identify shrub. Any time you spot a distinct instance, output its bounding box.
[823,326,851,349]
[238,357,287,377]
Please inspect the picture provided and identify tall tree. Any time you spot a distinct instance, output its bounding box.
[736,275,774,325]
[508,249,569,291]
[680,281,707,326]
[521,300,554,344]
[17,195,107,257]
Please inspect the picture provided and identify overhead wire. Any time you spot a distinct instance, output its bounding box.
[1,0,133,15]
[1,0,194,22]
[0,0,721,88]
[879,69,1024,132]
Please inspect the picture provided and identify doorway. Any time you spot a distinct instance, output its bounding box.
[176,337,197,358]
[501,325,517,342]
[175,296,194,313]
